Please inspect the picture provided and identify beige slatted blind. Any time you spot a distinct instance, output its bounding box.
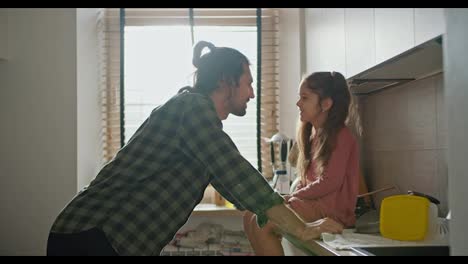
[259,9,280,179]
[97,8,121,164]
[98,8,280,179]
[124,8,190,26]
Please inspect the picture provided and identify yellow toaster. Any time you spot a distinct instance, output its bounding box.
[380,195,430,241]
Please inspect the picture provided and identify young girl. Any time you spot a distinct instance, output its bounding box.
[243,71,361,256]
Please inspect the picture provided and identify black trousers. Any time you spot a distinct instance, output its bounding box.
[47,227,118,256]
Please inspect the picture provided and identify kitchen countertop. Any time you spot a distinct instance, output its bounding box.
[282,233,361,256]
[282,232,450,256]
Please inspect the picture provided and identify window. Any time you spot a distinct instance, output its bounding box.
[98,9,280,204]
[123,26,193,142]
[123,25,258,167]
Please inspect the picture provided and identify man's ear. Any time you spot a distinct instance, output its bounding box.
[217,79,233,100]
[321,97,333,112]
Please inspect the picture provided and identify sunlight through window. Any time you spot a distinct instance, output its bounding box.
[124,25,258,168]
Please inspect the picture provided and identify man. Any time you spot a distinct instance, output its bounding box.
[47,41,343,256]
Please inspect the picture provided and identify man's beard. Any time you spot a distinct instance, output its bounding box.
[230,101,247,117]
[231,108,246,116]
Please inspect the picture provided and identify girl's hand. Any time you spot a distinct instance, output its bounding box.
[301,217,343,241]
[282,195,292,203]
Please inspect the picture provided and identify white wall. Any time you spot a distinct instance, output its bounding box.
[0,9,77,255]
[278,8,302,139]
[444,8,468,256]
[0,9,7,60]
[77,8,101,191]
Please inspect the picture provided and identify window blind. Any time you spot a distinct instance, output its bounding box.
[97,8,121,164]
[258,9,280,178]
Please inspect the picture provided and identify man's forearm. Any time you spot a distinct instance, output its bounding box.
[265,203,307,240]
[266,204,344,241]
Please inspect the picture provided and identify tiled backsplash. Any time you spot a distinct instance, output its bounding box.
[360,73,448,216]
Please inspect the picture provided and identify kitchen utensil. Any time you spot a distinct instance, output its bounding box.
[438,218,449,237]
[407,190,440,205]
[280,140,288,168]
[270,132,288,143]
[275,169,289,194]
[355,209,380,234]
[357,185,395,198]
[269,133,290,189]
[270,141,279,188]
[270,141,275,171]
[426,208,447,240]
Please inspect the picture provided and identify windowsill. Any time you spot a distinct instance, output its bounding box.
[192,204,244,217]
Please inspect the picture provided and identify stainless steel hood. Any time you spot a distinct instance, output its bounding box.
[348,36,443,95]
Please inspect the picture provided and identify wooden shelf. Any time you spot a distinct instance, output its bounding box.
[192,204,244,217]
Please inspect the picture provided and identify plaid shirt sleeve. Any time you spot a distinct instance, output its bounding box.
[180,94,284,226]
[210,176,245,211]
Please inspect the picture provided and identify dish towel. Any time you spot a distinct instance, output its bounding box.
[321,229,449,250]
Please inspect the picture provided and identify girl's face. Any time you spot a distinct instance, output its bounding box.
[296,82,327,127]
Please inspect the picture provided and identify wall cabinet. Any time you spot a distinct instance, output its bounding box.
[414,8,445,46]
[0,9,7,60]
[374,8,415,65]
[304,8,445,80]
[345,8,375,78]
[305,8,346,76]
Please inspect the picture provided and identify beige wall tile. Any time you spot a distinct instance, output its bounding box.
[374,92,396,151]
[408,150,437,195]
[435,74,448,149]
[362,96,377,152]
[361,75,447,212]
[436,148,449,216]
[365,84,410,152]
[366,151,402,209]
[406,77,437,149]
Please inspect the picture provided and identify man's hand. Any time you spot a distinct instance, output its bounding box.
[282,195,292,203]
[301,217,343,241]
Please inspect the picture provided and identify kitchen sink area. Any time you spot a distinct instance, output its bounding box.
[349,246,450,256]
[282,231,450,256]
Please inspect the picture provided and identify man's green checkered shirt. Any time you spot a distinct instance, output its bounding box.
[50,91,284,256]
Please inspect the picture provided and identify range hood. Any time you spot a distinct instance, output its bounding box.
[348,36,443,95]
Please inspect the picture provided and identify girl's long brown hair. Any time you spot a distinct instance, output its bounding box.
[296,72,361,185]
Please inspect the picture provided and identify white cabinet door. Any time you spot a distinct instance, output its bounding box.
[305,8,346,76]
[0,9,6,60]
[345,8,376,78]
[414,8,445,45]
[375,8,414,64]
